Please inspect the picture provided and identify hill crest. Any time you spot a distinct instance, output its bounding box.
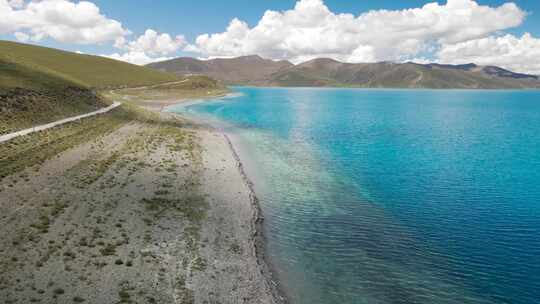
[148,55,539,89]
[0,40,178,90]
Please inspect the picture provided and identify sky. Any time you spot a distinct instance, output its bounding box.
[1,0,540,74]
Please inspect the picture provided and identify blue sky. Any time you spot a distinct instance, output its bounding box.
[1,0,539,73]
[92,0,540,41]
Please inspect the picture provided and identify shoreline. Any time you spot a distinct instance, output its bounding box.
[157,95,289,303]
[0,100,288,303]
[221,132,288,304]
[120,91,240,113]
[161,91,244,112]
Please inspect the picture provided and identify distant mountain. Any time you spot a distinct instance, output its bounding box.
[271,59,539,89]
[148,55,293,85]
[148,55,540,89]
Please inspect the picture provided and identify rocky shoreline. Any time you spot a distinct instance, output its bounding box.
[0,99,287,303]
[222,132,288,304]
[157,95,288,303]
[158,101,288,303]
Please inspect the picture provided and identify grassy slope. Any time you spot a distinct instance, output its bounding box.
[0,40,178,90]
[0,87,109,135]
[0,40,181,134]
[108,75,229,106]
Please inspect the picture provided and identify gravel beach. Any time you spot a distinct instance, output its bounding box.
[0,103,283,303]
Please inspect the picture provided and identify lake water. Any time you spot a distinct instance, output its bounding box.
[169,87,540,304]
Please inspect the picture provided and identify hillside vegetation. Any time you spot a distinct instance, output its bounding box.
[0,40,182,134]
[149,55,540,89]
[107,75,229,109]
[0,40,178,90]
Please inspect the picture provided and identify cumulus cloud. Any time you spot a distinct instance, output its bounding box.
[13,31,29,42]
[3,0,537,72]
[190,0,526,64]
[118,29,186,56]
[7,0,24,8]
[0,0,130,44]
[102,51,172,66]
[438,33,540,75]
[0,1,186,65]
[104,29,186,65]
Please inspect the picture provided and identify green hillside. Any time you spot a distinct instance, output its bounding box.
[108,75,229,106]
[0,40,178,90]
[0,40,181,134]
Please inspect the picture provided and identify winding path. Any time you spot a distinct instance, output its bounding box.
[0,101,122,144]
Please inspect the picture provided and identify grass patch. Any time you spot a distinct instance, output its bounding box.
[142,195,207,222]
[175,275,195,304]
[108,75,229,107]
[0,108,129,181]
[0,87,107,134]
[0,40,177,91]
[99,243,118,256]
[72,151,121,188]
[229,242,243,255]
[191,256,207,272]
[53,288,65,295]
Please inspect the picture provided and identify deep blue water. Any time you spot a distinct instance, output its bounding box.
[169,87,540,304]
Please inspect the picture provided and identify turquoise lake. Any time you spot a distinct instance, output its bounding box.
[169,87,540,304]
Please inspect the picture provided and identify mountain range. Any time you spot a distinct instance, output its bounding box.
[148,56,540,89]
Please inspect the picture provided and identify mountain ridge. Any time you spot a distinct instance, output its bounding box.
[148,55,293,85]
[148,56,540,89]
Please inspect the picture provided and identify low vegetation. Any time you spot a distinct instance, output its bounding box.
[0,105,209,302]
[0,108,128,182]
[108,75,229,106]
[0,40,265,304]
[0,87,108,135]
[0,40,184,134]
[0,40,178,90]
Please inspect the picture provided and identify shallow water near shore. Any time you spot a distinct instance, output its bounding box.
[168,87,540,304]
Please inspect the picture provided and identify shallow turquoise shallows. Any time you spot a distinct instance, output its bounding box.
[169,87,540,304]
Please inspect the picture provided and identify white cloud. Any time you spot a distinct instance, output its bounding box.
[190,0,526,64]
[7,0,24,8]
[13,31,29,42]
[119,29,186,56]
[103,29,186,65]
[0,0,130,44]
[0,1,184,65]
[2,0,537,73]
[438,33,540,75]
[102,51,172,66]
